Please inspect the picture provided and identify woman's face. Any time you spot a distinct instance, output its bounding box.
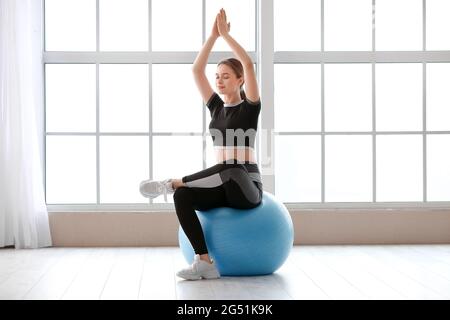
[215,64,243,96]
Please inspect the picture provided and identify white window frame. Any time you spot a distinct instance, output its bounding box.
[269,0,450,209]
[44,0,450,212]
[44,0,258,212]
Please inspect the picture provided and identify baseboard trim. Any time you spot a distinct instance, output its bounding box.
[49,209,450,247]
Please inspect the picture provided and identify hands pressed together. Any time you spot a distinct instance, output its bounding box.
[211,8,230,39]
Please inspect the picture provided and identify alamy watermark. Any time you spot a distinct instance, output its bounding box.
[195,128,275,175]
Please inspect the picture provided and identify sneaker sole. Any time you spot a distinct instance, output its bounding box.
[140,191,159,199]
[176,271,220,281]
[176,273,202,281]
[202,270,220,279]
[139,183,160,199]
[139,192,159,199]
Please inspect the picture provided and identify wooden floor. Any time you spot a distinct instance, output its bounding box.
[0,244,449,300]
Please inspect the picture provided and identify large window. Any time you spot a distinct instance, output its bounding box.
[273,0,450,206]
[44,0,450,210]
[44,0,257,209]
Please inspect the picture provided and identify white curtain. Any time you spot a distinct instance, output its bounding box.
[0,0,52,248]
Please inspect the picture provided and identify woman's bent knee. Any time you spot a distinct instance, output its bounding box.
[173,186,193,204]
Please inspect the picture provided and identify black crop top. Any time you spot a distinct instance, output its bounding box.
[207,92,261,148]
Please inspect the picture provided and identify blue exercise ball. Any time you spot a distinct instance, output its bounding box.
[178,191,294,276]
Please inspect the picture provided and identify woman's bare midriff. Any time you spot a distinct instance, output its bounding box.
[214,146,257,164]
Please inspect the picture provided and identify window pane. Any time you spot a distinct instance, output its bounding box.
[99,0,148,51]
[274,0,321,51]
[427,135,450,201]
[100,136,149,203]
[45,0,96,51]
[275,135,321,203]
[376,0,422,51]
[46,136,96,204]
[152,0,202,51]
[324,0,372,51]
[206,0,255,51]
[99,64,149,133]
[325,135,372,202]
[153,64,202,133]
[325,64,372,132]
[376,63,422,131]
[275,64,321,132]
[153,136,203,203]
[426,0,450,50]
[376,135,423,202]
[46,64,96,132]
[427,63,450,131]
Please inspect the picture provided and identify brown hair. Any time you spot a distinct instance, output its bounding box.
[217,58,246,100]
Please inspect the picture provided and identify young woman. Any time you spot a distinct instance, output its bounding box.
[140,8,263,280]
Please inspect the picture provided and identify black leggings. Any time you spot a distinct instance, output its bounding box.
[173,161,263,255]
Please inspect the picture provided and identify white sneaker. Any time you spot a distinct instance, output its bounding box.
[139,178,175,202]
[176,254,220,280]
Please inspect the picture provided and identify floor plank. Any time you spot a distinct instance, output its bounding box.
[23,248,94,300]
[270,260,330,300]
[303,245,405,300]
[290,246,367,299]
[139,247,177,300]
[361,245,450,299]
[346,245,444,300]
[0,248,69,300]
[407,245,450,279]
[61,248,117,300]
[100,248,145,300]
[1,245,449,300]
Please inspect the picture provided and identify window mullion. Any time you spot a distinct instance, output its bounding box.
[148,0,153,205]
[95,0,100,204]
[202,0,207,170]
[422,0,427,202]
[372,0,376,203]
[258,0,275,194]
[321,0,325,203]
[96,63,100,204]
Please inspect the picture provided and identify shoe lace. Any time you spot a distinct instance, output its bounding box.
[154,182,168,202]
[162,179,174,202]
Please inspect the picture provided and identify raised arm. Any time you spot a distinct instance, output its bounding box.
[192,16,219,105]
[217,8,260,103]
